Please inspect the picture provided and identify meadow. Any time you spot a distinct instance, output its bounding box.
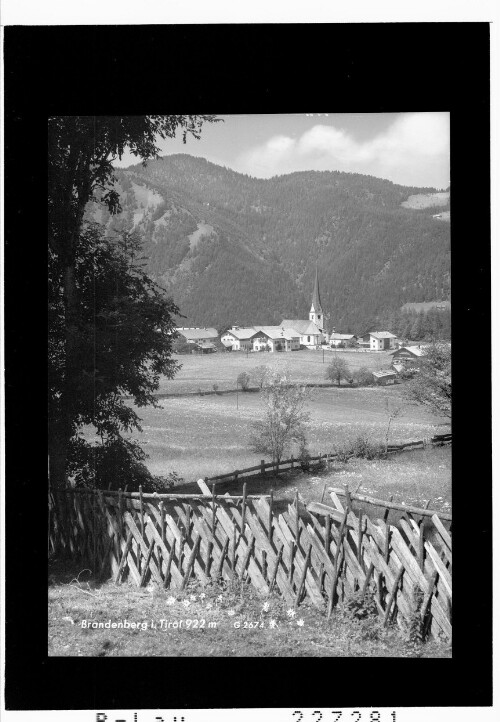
[60,351,452,658]
[125,382,449,483]
[157,348,392,394]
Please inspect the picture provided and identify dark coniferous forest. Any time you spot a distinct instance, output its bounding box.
[85,154,451,336]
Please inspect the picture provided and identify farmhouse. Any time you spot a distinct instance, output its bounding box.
[372,370,398,385]
[221,326,301,352]
[220,327,258,351]
[252,327,301,352]
[177,327,219,345]
[390,345,425,364]
[330,333,356,347]
[367,331,397,351]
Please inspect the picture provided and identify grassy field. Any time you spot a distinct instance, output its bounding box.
[48,560,451,658]
[157,348,392,394]
[116,383,449,483]
[60,353,452,658]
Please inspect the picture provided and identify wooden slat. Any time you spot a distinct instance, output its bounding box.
[50,489,452,642]
[329,487,452,522]
[431,514,452,552]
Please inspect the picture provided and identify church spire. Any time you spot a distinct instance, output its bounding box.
[309,265,325,333]
[311,265,323,314]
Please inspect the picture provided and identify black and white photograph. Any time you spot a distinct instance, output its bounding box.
[47,111,453,658]
[2,19,493,716]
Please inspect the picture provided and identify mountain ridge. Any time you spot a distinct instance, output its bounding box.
[85,154,450,333]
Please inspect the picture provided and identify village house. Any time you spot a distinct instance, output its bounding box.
[176,327,219,345]
[253,327,301,352]
[389,345,426,364]
[367,331,397,351]
[221,326,301,352]
[329,333,356,348]
[220,327,258,351]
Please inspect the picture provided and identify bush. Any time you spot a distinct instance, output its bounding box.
[354,366,374,386]
[343,587,383,641]
[237,371,251,390]
[335,435,386,462]
[344,587,378,620]
[67,435,182,492]
[298,436,311,471]
[144,471,183,493]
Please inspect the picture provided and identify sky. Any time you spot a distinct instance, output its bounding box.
[115,113,450,189]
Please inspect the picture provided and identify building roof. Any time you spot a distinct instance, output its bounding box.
[311,265,323,313]
[222,327,258,340]
[392,363,405,373]
[197,341,217,350]
[254,326,298,341]
[330,333,356,340]
[281,319,322,336]
[177,327,219,341]
[369,331,397,340]
[389,345,425,357]
[372,370,397,379]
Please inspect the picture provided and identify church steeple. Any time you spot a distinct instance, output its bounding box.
[310,265,324,330]
[309,265,325,331]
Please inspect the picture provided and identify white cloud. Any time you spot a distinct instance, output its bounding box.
[235,113,450,188]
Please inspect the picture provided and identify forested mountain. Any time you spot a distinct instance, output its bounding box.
[85,154,450,334]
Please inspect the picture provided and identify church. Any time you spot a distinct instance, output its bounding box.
[280,266,330,347]
[221,267,330,351]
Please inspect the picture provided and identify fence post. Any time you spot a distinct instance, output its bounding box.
[160,501,166,546]
[419,525,425,571]
[211,484,217,536]
[269,489,274,543]
[344,484,352,512]
[295,490,300,543]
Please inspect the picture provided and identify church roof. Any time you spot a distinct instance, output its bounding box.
[311,266,323,312]
[281,320,322,336]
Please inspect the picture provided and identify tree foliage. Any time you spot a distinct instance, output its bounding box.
[48,115,218,488]
[354,366,374,386]
[49,224,181,489]
[326,357,351,386]
[403,342,451,419]
[237,372,251,390]
[250,368,310,464]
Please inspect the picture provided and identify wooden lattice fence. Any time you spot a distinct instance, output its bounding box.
[49,480,451,642]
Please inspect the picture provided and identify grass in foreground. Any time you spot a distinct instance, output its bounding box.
[48,562,451,658]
